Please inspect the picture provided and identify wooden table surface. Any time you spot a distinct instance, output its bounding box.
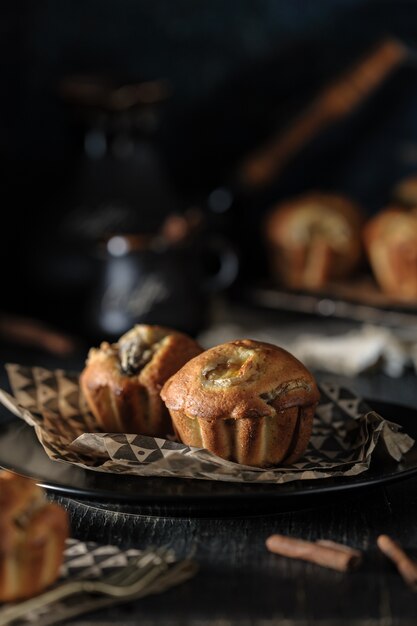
[1,307,417,625]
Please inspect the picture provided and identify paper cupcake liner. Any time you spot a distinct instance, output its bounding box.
[0,363,413,485]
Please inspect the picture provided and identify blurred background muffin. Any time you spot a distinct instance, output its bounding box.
[392,173,417,208]
[364,207,417,301]
[264,192,363,291]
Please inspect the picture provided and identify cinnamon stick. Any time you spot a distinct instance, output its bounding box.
[238,39,407,189]
[377,534,417,591]
[266,534,362,572]
[0,314,76,357]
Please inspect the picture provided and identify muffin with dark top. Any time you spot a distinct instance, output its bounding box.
[161,339,320,467]
[80,325,202,437]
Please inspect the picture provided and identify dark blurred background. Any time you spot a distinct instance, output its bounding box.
[2,0,417,349]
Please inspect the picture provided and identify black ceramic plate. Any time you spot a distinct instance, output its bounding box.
[0,399,416,508]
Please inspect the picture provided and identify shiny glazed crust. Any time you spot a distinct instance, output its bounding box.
[264,192,363,290]
[0,472,69,602]
[161,340,320,467]
[80,325,202,437]
[364,208,417,300]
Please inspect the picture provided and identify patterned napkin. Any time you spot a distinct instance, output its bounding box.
[0,364,413,485]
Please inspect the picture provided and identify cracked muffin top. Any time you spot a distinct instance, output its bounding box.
[84,325,202,389]
[161,339,320,421]
[86,325,171,375]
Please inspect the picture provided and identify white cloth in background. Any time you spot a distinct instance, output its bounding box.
[200,323,417,378]
[289,325,409,378]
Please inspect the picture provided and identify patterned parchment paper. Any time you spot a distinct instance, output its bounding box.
[0,363,414,485]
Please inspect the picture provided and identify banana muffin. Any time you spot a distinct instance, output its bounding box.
[80,325,202,437]
[161,339,320,467]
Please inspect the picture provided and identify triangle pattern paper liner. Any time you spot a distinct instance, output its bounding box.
[0,364,414,485]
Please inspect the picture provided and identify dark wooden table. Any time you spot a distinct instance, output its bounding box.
[1,308,417,625]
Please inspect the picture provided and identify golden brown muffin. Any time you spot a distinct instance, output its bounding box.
[392,173,417,208]
[0,471,69,603]
[161,339,320,467]
[264,192,363,290]
[363,207,417,301]
[80,325,203,437]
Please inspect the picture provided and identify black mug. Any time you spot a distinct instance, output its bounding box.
[86,231,239,341]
